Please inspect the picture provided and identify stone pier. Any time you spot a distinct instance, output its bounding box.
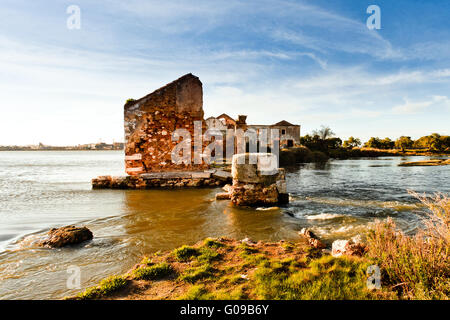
[216,153,289,206]
[92,169,231,189]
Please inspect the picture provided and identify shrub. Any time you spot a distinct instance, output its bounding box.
[307,151,328,162]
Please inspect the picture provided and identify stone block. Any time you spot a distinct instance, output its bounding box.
[191,172,212,179]
[212,170,232,181]
[231,153,278,185]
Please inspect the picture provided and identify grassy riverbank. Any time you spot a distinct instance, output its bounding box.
[71,237,394,300]
[70,193,448,300]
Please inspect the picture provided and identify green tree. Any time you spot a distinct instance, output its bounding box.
[364,137,382,149]
[326,137,342,149]
[414,133,447,152]
[395,136,413,151]
[343,137,361,149]
[429,133,443,151]
[439,135,450,151]
[380,137,395,149]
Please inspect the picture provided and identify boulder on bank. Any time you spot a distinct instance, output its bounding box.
[40,226,93,248]
[331,239,366,257]
[299,228,326,249]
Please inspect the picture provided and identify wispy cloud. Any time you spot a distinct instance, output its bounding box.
[392,96,450,114]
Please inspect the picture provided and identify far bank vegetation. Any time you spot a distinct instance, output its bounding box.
[280,126,449,165]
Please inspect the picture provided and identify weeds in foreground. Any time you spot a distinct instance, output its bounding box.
[366,192,450,299]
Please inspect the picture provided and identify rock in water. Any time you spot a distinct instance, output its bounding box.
[40,226,93,248]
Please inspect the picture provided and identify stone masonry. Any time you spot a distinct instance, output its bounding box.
[92,170,232,189]
[124,73,208,175]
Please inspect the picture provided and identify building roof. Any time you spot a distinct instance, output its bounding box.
[273,120,295,126]
[217,113,234,121]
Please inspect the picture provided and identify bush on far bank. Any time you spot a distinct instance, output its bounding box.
[279,146,328,166]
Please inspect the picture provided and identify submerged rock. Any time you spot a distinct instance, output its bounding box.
[40,226,93,248]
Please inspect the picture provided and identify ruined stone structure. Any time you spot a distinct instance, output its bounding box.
[124,73,207,175]
[259,120,301,148]
[206,115,301,149]
[92,74,297,197]
[215,153,289,206]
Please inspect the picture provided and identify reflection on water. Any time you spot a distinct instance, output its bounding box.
[0,151,448,299]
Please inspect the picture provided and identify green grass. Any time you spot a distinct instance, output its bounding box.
[140,257,152,265]
[76,275,128,300]
[179,264,216,283]
[173,245,200,262]
[178,284,212,300]
[218,274,246,286]
[203,238,225,249]
[197,247,221,263]
[238,243,258,255]
[253,255,384,300]
[281,242,295,251]
[179,284,247,300]
[133,262,174,280]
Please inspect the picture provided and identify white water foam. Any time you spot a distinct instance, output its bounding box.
[305,213,344,220]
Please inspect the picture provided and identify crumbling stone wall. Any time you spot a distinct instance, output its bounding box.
[124,74,208,175]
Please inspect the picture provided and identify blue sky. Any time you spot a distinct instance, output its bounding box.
[0,0,449,145]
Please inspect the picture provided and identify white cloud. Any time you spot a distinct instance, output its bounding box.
[392,96,450,114]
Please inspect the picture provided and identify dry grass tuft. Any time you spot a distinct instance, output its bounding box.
[366,191,449,299]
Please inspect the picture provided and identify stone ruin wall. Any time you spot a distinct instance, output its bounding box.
[124,74,209,175]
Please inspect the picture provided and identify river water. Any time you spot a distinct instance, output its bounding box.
[0,151,448,299]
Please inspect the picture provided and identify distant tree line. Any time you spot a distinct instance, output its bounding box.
[300,126,450,153]
[362,133,450,152]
